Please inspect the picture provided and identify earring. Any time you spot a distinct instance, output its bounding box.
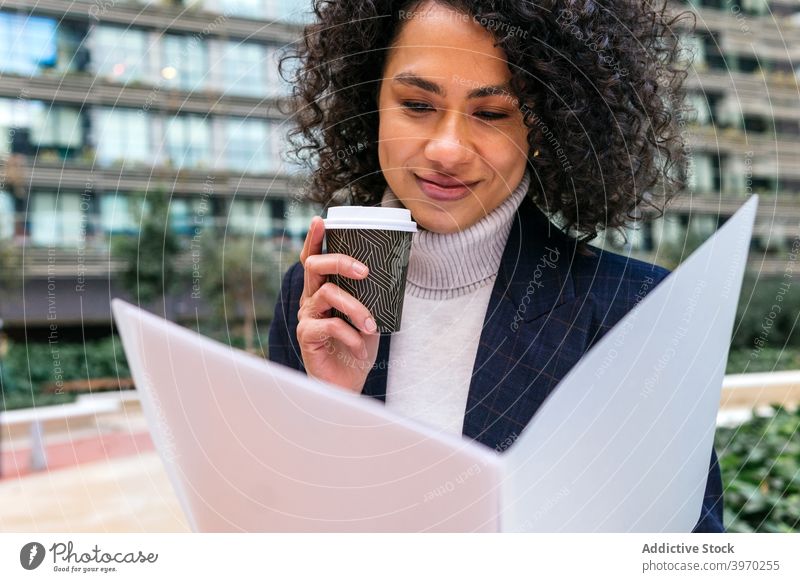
[533,149,540,157]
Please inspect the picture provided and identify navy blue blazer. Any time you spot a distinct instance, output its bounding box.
[268,194,724,532]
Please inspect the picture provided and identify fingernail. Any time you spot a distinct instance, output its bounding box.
[352,261,368,275]
[365,317,377,332]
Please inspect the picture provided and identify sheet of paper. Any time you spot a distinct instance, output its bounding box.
[499,196,758,532]
[113,299,502,532]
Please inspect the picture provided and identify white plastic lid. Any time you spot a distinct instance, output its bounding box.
[323,206,417,232]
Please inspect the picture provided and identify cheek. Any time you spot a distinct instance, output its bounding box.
[480,130,528,168]
[380,112,418,142]
[379,116,420,162]
[500,128,530,165]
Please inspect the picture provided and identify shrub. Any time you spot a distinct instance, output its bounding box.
[715,405,800,532]
[0,338,130,411]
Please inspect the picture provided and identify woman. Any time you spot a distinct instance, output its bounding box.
[268,0,723,532]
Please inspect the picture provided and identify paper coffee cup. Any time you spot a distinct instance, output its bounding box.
[323,206,417,333]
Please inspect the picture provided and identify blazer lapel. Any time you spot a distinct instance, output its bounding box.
[461,196,579,449]
[361,195,581,451]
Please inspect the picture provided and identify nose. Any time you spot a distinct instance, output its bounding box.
[423,109,474,168]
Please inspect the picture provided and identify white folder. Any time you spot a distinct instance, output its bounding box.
[112,196,757,532]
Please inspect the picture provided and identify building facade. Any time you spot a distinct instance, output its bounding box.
[0,0,317,336]
[1,0,798,337]
[604,0,800,275]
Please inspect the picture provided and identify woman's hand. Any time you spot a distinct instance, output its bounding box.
[296,216,380,393]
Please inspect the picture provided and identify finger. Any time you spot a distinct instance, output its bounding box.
[299,216,322,267]
[303,253,369,300]
[297,316,369,359]
[301,282,377,334]
[301,217,326,301]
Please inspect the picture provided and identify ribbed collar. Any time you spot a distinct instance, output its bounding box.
[380,169,531,299]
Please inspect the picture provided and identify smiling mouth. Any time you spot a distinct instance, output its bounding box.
[414,173,479,189]
[413,173,480,201]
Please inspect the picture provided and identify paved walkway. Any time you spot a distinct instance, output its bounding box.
[0,452,189,532]
[0,407,189,532]
[1,430,155,480]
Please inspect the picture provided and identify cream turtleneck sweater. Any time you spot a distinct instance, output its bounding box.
[380,170,531,435]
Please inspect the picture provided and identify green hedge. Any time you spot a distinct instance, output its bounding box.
[0,331,261,411]
[716,405,800,532]
[0,338,130,411]
[732,275,799,350]
[727,347,800,374]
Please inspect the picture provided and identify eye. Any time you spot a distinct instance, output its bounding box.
[474,110,509,120]
[401,101,434,113]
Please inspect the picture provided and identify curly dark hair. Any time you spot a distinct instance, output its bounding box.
[279,0,696,248]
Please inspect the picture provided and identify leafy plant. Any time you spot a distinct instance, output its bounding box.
[0,236,21,310]
[112,190,180,310]
[652,223,709,271]
[196,233,292,353]
[715,405,800,532]
[731,274,800,351]
[727,347,800,374]
[0,338,130,411]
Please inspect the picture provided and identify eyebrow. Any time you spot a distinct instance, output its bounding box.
[392,71,513,99]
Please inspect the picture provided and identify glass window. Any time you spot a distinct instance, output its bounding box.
[94,108,151,166]
[100,193,144,235]
[225,117,270,173]
[161,34,208,91]
[285,201,315,237]
[91,25,149,84]
[273,0,313,23]
[741,0,768,15]
[264,45,291,98]
[30,192,84,246]
[775,119,800,138]
[679,33,704,68]
[273,45,300,98]
[268,121,298,174]
[31,106,83,149]
[688,154,714,194]
[0,100,82,152]
[55,22,88,74]
[689,215,716,239]
[218,0,268,18]
[0,190,14,239]
[0,13,57,76]
[715,96,741,128]
[170,198,208,235]
[223,41,266,97]
[228,198,271,236]
[723,156,746,197]
[743,115,771,134]
[165,115,211,169]
[0,98,35,155]
[685,93,710,125]
[656,215,683,248]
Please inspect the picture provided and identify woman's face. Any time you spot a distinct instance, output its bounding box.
[377,2,530,233]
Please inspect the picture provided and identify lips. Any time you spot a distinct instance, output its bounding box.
[414,172,480,202]
[415,172,478,189]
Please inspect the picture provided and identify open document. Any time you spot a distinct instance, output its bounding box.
[111,196,758,532]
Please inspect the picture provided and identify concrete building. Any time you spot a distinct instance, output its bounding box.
[0,0,317,337]
[605,0,800,274]
[1,0,798,337]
